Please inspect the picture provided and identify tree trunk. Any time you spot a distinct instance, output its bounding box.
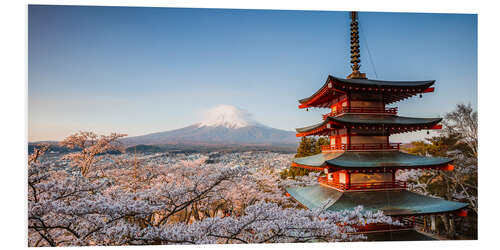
[439,214,449,235]
[431,215,436,232]
[192,203,200,221]
[448,217,456,239]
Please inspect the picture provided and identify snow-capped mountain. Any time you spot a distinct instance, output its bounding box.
[122,105,298,146]
[198,105,256,128]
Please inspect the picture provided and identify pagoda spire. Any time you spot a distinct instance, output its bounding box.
[347,11,367,79]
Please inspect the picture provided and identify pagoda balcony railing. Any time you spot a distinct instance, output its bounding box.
[323,107,397,119]
[321,143,401,152]
[318,176,407,191]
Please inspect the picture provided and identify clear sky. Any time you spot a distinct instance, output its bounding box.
[28,5,477,142]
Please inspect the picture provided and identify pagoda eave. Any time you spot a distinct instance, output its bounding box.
[295,115,443,137]
[328,114,442,127]
[292,151,453,171]
[325,151,452,169]
[286,185,468,217]
[327,164,454,172]
[291,162,324,171]
[298,75,436,108]
[292,152,345,168]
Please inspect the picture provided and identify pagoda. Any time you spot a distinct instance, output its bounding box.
[286,12,468,240]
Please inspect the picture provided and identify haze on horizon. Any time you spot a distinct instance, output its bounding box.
[28,6,477,143]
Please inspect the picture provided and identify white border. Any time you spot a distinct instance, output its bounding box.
[1,0,495,250]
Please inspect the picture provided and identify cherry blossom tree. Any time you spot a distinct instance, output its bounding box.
[112,202,397,244]
[28,132,398,246]
[59,131,127,177]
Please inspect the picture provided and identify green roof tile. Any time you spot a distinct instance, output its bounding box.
[286,185,467,216]
[330,114,442,126]
[292,151,451,169]
[299,75,435,104]
[295,114,442,133]
[292,152,344,167]
[329,76,435,88]
[325,151,451,169]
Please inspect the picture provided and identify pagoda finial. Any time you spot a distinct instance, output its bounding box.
[347,11,367,79]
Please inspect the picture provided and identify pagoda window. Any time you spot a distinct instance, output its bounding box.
[339,172,347,184]
[341,136,347,144]
[327,172,334,181]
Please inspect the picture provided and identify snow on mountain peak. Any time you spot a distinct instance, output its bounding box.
[199,105,256,129]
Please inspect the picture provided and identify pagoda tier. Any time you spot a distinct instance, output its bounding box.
[296,114,442,137]
[291,151,454,193]
[298,75,435,109]
[292,151,452,171]
[286,185,467,217]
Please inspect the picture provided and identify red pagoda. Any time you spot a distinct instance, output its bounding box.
[286,12,467,240]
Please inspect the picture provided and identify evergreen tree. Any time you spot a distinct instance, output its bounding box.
[314,137,330,154]
[295,136,329,158]
[295,137,312,158]
[281,136,330,179]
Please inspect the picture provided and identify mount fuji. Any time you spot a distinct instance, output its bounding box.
[121,105,298,147]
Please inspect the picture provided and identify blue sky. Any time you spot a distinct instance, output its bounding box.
[28,5,477,142]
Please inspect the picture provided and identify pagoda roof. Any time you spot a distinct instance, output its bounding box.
[298,75,436,108]
[295,114,442,136]
[325,151,451,169]
[293,152,345,167]
[292,151,451,170]
[295,121,327,134]
[286,185,467,216]
[330,114,442,126]
[328,76,435,88]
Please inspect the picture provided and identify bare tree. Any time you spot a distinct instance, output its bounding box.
[442,103,478,159]
[399,103,478,238]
